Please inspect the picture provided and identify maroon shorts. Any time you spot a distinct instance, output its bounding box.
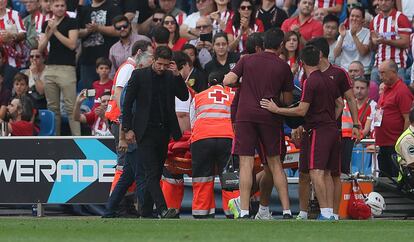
[234,122,282,157]
[299,126,341,173]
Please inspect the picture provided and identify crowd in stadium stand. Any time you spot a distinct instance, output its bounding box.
[0,0,414,218]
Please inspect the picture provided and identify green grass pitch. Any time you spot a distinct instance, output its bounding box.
[1,218,414,242]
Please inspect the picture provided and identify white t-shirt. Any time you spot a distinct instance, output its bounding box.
[175,90,191,113]
[114,57,136,88]
[183,11,201,29]
[402,0,414,21]
[336,27,371,73]
[328,40,339,65]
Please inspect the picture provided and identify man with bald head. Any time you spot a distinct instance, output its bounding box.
[375,60,413,177]
[189,16,213,68]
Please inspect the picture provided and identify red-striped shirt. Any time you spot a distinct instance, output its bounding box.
[370,9,412,68]
[0,9,26,68]
[315,0,343,8]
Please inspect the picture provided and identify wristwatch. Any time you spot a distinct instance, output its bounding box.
[353,124,361,129]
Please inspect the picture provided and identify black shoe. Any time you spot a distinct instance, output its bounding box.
[160,208,177,219]
[238,214,251,219]
[282,213,293,219]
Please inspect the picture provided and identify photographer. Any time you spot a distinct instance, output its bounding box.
[188,16,213,68]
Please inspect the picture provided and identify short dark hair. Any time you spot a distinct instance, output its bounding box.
[246,32,264,54]
[213,32,228,44]
[101,91,111,97]
[208,71,227,86]
[13,73,29,86]
[354,76,370,87]
[300,45,320,67]
[173,51,191,71]
[152,26,170,44]
[263,28,284,50]
[131,40,152,56]
[154,46,172,61]
[95,57,112,69]
[112,15,129,26]
[350,5,365,19]
[306,37,329,58]
[323,14,339,26]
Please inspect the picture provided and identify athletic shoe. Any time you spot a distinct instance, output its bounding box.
[295,214,307,220]
[160,208,177,219]
[254,211,272,220]
[238,214,251,219]
[282,213,293,219]
[316,214,334,221]
[228,198,241,219]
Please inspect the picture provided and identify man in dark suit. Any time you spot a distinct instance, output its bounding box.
[122,46,189,218]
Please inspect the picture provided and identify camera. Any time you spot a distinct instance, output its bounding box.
[85,89,96,97]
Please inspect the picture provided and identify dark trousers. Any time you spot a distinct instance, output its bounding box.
[341,137,355,174]
[378,146,399,177]
[103,148,146,216]
[137,126,170,216]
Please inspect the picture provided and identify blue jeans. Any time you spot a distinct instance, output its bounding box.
[103,148,146,216]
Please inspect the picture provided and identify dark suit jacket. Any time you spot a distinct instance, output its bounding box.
[122,66,189,142]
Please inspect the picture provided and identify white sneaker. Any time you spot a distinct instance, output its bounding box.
[254,211,273,220]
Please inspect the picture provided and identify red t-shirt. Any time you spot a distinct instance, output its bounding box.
[301,70,340,130]
[172,37,188,51]
[10,120,35,136]
[231,51,294,124]
[281,16,323,41]
[375,80,414,146]
[316,0,343,8]
[92,79,113,109]
[322,64,352,128]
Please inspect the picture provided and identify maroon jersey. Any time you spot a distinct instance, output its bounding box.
[301,70,340,130]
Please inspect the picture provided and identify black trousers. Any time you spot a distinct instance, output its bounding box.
[137,125,170,216]
[378,146,399,177]
[341,137,355,174]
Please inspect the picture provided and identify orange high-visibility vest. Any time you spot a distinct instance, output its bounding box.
[341,100,353,138]
[105,58,136,123]
[191,85,235,143]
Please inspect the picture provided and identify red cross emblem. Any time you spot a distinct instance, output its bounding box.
[208,89,229,104]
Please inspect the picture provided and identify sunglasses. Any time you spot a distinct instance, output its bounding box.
[240,5,252,11]
[163,20,176,25]
[153,17,163,23]
[196,24,210,30]
[114,23,129,31]
[30,54,41,59]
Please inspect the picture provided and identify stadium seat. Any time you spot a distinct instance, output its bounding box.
[38,109,56,136]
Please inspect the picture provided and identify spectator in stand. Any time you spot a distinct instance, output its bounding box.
[92,57,113,110]
[397,0,414,22]
[210,0,233,34]
[38,0,80,136]
[334,6,371,74]
[182,43,208,93]
[24,49,47,110]
[281,0,323,44]
[348,60,379,102]
[189,16,214,68]
[313,8,327,22]
[180,0,215,40]
[205,32,239,76]
[74,90,112,136]
[36,0,53,33]
[256,0,288,31]
[0,47,19,91]
[375,60,413,177]
[322,14,340,64]
[23,0,41,49]
[352,76,377,138]
[11,73,29,99]
[370,0,411,83]
[314,0,344,16]
[108,15,151,78]
[2,96,36,136]
[0,69,10,120]
[77,0,121,89]
[226,0,264,52]
[140,9,166,38]
[280,31,302,81]
[0,0,27,69]
[163,14,187,51]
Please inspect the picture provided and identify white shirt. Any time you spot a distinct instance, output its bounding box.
[175,90,191,113]
[402,0,414,21]
[336,27,371,73]
[183,11,201,29]
[114,57,136,88]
